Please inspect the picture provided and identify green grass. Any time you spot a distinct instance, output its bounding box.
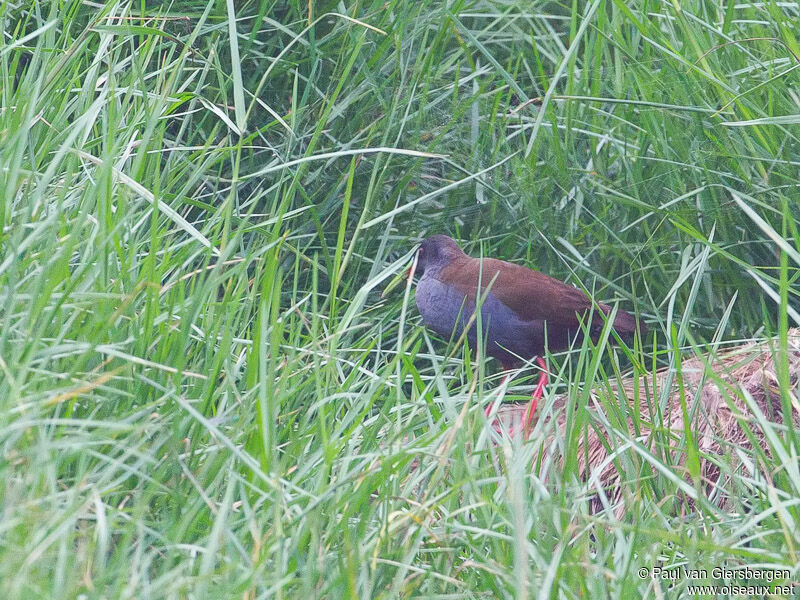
[1,0,799,597]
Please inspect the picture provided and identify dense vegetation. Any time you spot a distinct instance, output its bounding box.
[2,0,799,597]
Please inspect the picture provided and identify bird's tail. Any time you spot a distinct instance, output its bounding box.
[589,304,645,342]
[609,307,646,339]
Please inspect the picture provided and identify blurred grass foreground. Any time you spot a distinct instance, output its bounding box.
[2,1,799,598]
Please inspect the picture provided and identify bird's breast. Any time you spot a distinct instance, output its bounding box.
[415,276,467,339]
[415,275,543,362]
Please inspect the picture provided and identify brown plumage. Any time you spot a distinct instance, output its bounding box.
[414,235,643,370]
[437,254,640,360]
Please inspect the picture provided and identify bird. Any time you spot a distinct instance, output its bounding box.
[405,234,644,436]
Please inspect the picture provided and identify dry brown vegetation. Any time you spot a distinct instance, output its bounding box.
[498,330,800,515]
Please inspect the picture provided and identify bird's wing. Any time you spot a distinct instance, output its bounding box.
[441,256,609,327]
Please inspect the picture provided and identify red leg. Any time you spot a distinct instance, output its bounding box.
[521,357,548,436]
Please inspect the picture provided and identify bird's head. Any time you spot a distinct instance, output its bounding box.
[381,235,465,298]
[414,235,464,277]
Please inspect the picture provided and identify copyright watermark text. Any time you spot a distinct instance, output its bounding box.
[637,565,793,596]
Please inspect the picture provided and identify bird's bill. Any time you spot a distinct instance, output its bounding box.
[381,253,418,298]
